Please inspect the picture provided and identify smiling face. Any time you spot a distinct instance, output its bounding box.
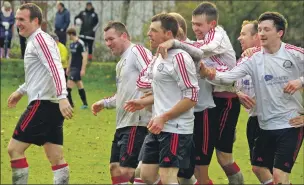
[238,23,259,51]
[258,20,283,48]
[104,28,128,56]
[147,21,168,50]
[191,14,215,40]
[15,9,39,38]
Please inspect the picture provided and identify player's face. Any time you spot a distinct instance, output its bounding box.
[147,21,168,50]
[104,28,126,56]
[15,9,38,38]
[258,20,283,48]
[192,14,214,40]
[238,24,258,51]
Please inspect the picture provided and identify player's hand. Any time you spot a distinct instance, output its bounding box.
[156,39,174,59]
[147,116,166,134]
[80,69,85,77]
[7,91,23,108]
[66,68,70,76]
[91,100,104,116]
[124,99,145,112]
[200,62,216,80]
[59,98,73,119]
[237,91,256,109]
[289,115,304,128]
[283,79,302,95]
[241,47,255,58]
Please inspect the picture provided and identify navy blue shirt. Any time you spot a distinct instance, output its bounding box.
[70,39,86,69]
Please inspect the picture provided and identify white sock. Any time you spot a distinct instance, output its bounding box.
[53,165,69,184]
[12,167,29,184]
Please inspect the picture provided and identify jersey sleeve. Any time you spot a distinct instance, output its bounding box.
[132,45,152,72]
[103,93,116,109]
[136,60,154,93]
[33,33,67,99]
[16,83,27,95]
[171,52,199,102]
[173,39,204,64]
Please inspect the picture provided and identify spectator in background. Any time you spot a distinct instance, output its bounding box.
[17,28,26,59]
[51,34,69,81]
[41,19,48,33]
[55,1,70,45]
[0,1,15,59]
[74,2,99,62]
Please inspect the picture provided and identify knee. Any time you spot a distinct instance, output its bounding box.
[273,168,288,184]
[252,166,263,175]
[140,169,154,184]
[8,145,24,159]
[109,163,120,174]
[216,151,233,166]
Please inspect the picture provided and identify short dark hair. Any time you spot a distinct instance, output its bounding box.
[19,3,43,25]
[103,21,130,39]
[192,2,218,23]
[66,27,77,36]
[169,12,187,36]
[258,12,288,38]
[58,2,64,8]
[242,20,258,35]
[151,13,179,38]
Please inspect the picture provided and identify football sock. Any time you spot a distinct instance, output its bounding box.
[11,158,29,184]
[67,88,74,106]
[52,163,69,184]
[111,176,129,185]
[78,88,88,106]
[221,162,244,184]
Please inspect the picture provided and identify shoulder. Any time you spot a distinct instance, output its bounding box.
[249,47,262,59]
[131,44,151,56]
[171,49,193,63]
[284,43,304,55]
[77,39,86,48]
[34,31,55,46]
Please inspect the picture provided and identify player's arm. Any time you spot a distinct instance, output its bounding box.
[124,93,154,112]
[92,93,116,116]
[201,58,251,84]
[163,53,199,120]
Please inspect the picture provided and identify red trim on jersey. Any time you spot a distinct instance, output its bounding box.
[136,67,151,88]
[219,98,232,139]
[285,44,304,54]
[36,33,62,96]
[135,45,150,65]
[203,109,209,155]
[170,133,178,155]
[205,28,215,45]
[175,53,198,101]
[20,100,41,131]
[293,127,303,161]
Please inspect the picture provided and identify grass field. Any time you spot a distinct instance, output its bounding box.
[1,60,303,184]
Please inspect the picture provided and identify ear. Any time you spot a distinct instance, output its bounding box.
[278,30,284,38]
[210,20,217,28]
[121,32,128,40]
[165,30,173,38]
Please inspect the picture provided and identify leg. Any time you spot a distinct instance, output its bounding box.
[159,167,179,184]
[251,129,275,184]
[273,127,303,184]
[87,39,94,61]
[6,39,11,58]
[44,143,69,184]
[194,109,217,184]
[67,80,76,107]
[134,161,146,184]
[215,97,243,185]
[140,164,159,184]
[119,127,148,181]
[8,139,31,184]
[76,80,88,108]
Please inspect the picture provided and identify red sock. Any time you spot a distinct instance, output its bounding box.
[10,158,28,168]
[111,176,129,185]
[222,162,240,176]
[51,163,68,171]
[208,179,214,185]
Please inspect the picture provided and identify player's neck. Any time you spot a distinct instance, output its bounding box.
[72,37,79,42]
[121,41,131,55]
[263,40,282,54]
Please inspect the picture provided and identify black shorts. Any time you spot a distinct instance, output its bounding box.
[69,67,81,81]
[212,96,241,153]
[12,100,64,146]
[177,138,195,179]
[110,126,148,168]
[194,109,218,165]
[141,132,193,168]
[0,37,12,48]
[246,116,260,161]
[252,127,303,173]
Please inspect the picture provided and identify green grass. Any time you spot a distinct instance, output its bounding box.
[1,60,303,184]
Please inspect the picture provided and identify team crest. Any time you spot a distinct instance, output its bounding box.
[283,60,293,68]
[157,63,164,72]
